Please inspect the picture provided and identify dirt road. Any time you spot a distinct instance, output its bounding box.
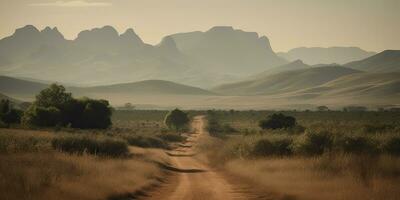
[142,116,255,200]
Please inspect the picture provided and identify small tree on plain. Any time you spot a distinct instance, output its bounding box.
[164,108,189,131]
[317,106,329,111]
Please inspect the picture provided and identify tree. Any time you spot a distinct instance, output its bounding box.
[317,106,329,111]
[259,113,296,130]
[22,105,61,127]
[164,108,190,131]
[35,84,73,109]
[0,99,22,125]
[71,98,112,129]
[22,84,112,129]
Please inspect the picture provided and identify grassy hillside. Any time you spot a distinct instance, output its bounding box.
[0,76,216,102]
[214,66,361,95]
[251,60,311,79]
[345,50,400,72]
[71,80,215,96]
[0,76,48,99]
[295,72,400,98]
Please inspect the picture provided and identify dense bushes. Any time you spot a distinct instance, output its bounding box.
[293,131,333,155]
[164,109,190,131]
[22,106,61,127]
[207,117,236,137]
[383,137,400,155]
[51,136,128,157]
[259,113,296,130]
[252,137,293,156]
[0,99,22,125]
[22,84,112,129]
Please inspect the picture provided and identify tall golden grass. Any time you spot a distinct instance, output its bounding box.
[0,152,161,200]
[225,156,400,200]
[0,128,171,200]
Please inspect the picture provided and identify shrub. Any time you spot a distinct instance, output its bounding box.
[0,99,22,125]
[22,106,61,127]
[337,135,378,154]
[51,136,128,157]
[383,137,400,155]
[293,131,333,155]
[164,109,190,131]
[22,84,112,129]
[259,113,296,130]
[252,139,274,156]
[69,98,112,129]
[252,137,293,156]
[363,124,396,133]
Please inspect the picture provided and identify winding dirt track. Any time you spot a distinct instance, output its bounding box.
[142,116,253,200]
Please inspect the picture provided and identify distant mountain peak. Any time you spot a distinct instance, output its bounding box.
[76,25,119,41]
[120,28,144,44]
[41,26,65,40]
[208,26,234,32]
[159,36,177,48]
[14,25,40,36]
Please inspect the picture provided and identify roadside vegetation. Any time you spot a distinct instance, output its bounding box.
[0,84,191,200]
[204,109,400,200]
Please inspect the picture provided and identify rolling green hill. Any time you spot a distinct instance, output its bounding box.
[345,50,400,72]
[213,66,361,95]
[70,80,215,96]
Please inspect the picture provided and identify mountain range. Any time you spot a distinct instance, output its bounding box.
[277,47,376,65]
[0,25,288,88]
[0,25,399,109]
[0,25,388,89]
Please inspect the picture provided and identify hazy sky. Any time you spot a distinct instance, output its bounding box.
[0,0,399,52]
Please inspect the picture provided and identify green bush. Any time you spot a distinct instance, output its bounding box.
[383,137,400,155]
[22,106,61,127]
[252,137,293,156]
[337,135,378,154]
[0,99,22,125]
[164,109,190,131]
[293,131,333,155]
[68,98,112,129]
[363,124,396,133]
[22,84,112,129]
[259,113,296,130]
[51,136,128,157]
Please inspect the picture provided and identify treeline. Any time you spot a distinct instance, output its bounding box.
[0,84,112,129]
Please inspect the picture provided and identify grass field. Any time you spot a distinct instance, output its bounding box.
[0,110,179,200]
[203,110,400,200]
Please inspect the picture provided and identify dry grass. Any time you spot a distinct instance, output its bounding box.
[225,156,400,200]
[0,127,171,200]
[0,152,163,200]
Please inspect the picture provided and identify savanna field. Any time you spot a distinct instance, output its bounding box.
[1,1,400,200]
[202,110,400,200]
[1,105,400,200]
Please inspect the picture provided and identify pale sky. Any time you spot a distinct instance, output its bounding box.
[0,0,399,52]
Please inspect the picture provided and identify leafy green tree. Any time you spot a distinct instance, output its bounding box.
[164,108,190,131]
[22,84,112,129]
[71,98,112,129]
[22,105,61,127]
